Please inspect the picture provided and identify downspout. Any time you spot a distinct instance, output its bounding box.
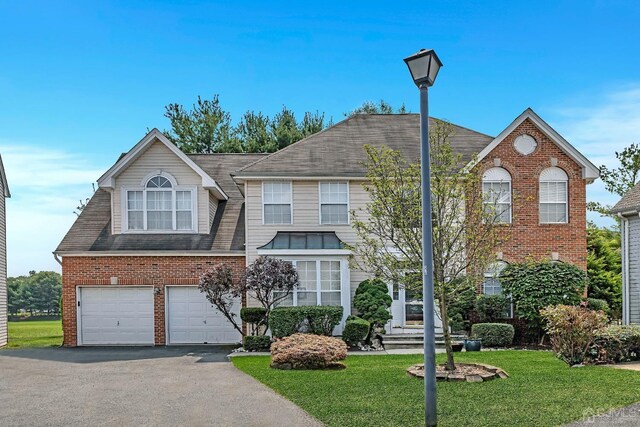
[53,252,62,266]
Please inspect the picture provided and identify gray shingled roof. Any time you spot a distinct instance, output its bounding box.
[55,154,266,253]
[233,114,494,178]
[611,182,640,214]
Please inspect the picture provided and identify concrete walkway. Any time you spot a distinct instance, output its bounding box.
[0,346,322,427]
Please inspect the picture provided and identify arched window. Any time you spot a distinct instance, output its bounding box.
[482,167,512,223]
[539,167,568,224]
[125,174,195,231]
[482,261,508,295]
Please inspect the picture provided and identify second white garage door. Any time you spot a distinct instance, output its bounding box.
[166,286,241,344]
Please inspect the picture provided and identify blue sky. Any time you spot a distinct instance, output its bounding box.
[1,1,639,276]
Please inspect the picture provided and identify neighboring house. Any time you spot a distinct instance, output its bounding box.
[0,155,10,347]
[611,186,640,325]
[56,108,598,346]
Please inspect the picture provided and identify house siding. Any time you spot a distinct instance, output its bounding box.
[475,118,588,274]
[112,141,212,234]
[627,217,640,324]
[245,180,371,303]
[61,255,245,346]
[0,176,6,347]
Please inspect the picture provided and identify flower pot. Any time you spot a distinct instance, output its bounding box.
[464,339,482,352]
[451,343,464,352]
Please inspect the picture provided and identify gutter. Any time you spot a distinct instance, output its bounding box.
[53,252,62,266]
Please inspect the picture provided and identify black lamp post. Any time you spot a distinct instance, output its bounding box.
[403,48,442,427]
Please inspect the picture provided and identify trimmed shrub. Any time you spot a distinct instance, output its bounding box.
[475,294,510,323]
[270,306,344,338]
[240,307,268,324]
[342,316,370,347]
[243,335,272,352]
[585,298,611,316]
[271,333,348,369]
[541,304,609,366]
[447,280,477,333]
[471,323,515,347]
[592,325,640,363]
[353,279,392,331]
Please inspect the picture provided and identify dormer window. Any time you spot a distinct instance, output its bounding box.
[124,173,196,232]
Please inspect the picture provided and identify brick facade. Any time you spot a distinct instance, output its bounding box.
[61,255,245,347]
[475,118,588,272]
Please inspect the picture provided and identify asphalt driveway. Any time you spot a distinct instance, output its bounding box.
[0,346,322,427]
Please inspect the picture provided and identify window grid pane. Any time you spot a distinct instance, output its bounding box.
[320,182,348,224]
[176,191,192,230]
[264,204,292,224]
[540,181,567,223]
[264,182,292,224]
[482,181,511,223]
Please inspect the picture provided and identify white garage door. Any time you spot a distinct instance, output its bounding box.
[167,286,241,344]
[79,287,154,345]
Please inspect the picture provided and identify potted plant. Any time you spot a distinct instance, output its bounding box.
[464,338,482,352]
[451,342,464,352]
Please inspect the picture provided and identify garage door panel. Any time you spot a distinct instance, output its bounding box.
[167,286,241,344]
[79,287,154,345]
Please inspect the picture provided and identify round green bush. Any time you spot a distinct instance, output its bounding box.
[471,323,515,347]
[475,294,510,322]
[243,335,272,352]
[342,316,370,347]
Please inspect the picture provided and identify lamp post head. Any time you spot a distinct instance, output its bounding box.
[403,48,443,87]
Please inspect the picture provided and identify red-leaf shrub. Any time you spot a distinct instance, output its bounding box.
[541,304,608,366]
[271,333,348,369]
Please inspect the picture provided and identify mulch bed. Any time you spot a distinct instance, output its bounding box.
[407,362,509,382]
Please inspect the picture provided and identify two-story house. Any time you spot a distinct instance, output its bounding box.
[55,108,598,346]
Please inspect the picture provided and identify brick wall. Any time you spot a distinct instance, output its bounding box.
[61,255,245,346]
[475,118,588,274]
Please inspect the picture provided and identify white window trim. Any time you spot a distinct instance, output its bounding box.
[278,257,350,309]
[121,176,198,234]
[482,180,512,224]
[539,180,569,224]
[318,181,350,225]
[262,181,293,225]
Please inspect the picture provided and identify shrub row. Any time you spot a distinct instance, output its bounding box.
[342,316,370,347]
[592,325,640,363]
[471,323,515,347]
[242,335,272,352]
[269,306,343,338]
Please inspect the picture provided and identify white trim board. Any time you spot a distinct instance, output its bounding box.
[97,129,228,200]
[472,108,600,182]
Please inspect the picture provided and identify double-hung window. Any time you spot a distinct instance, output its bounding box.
[125,175,195,232]
[482,261,513,317]
[482,167,512,224]
[263,182,292,224]
[319,182,349,224]
[275,260,343,307]
[539,167,568,224]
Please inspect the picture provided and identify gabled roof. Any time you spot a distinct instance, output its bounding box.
[56,153,266,254]
[232,114,494,179]
[611,183,640,215]
[474,108,600,182]
[0,154,10,198]
[97,129,228,200]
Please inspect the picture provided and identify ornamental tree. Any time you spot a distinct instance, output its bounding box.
[242,256,299,333]
[350,120,510,371]
[198,264,244,335]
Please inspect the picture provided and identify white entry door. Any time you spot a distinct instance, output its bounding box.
[166,286,241,344]
[79,287,155,345]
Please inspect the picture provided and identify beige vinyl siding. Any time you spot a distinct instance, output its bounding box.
[245,180,373,304]
[0,176,7,346]
[112,141,211,233]
[627,217,640,324]
[209,195,219,229]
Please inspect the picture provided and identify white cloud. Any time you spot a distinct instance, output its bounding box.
[549,84,640,227]
[0,143,108,276]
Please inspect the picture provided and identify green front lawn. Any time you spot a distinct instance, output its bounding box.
[233,351,640,427]
[6,319,62,348]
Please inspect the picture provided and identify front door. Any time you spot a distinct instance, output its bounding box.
[388,285,443,333]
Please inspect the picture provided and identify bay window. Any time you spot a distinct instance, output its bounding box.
[276,259,344,307]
